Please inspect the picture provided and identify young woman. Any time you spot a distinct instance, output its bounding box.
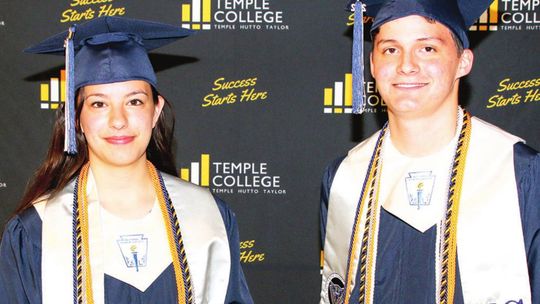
[0,16,252,304]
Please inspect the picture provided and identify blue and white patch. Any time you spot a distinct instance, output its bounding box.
[117,234,148,271]
[405,171,436,209]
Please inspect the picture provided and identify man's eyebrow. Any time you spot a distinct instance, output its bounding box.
[376,36,444,46]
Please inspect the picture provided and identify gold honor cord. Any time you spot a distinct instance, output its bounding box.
[357,127,386,304]
[344,125,388,304]
[342,110,471,304]
[148,162,193,304]
[75,163,94,304]
[439,111,471,304]
[73,162,193,304]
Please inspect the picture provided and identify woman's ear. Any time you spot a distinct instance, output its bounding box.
[78,89,85,133]
[152,95,165,128]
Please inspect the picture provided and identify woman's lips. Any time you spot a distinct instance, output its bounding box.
[105,136,135,144]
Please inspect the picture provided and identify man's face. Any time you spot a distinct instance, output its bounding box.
[370,15,473,120]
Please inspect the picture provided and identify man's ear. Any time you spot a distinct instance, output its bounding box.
[456,49,474,79]
[370,52,375,78]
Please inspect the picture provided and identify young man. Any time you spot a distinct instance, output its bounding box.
[320,1,540,303]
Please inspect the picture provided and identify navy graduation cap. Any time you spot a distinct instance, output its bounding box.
[25,16,194,154]
[346,0,493,114]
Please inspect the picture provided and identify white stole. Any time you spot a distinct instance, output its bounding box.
[37,170,231,304]
[320,117,531,304]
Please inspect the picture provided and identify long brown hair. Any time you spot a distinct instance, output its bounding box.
[15,86,177,214]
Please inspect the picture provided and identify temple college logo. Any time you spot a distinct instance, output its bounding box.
[323,74,386,114]
[469,0,499,31]
[179,153,285,195]
[180,0,289,31]
[470,0,540,32]
[37,69,66,110]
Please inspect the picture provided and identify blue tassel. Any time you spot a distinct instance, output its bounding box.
[65,25,77,154]
[352,1,365,114]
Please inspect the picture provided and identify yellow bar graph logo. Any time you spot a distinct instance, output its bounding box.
[470,0,498,31]
[39,69,66,110]
[181,0,212,30]
[179,153,211,186]
[323,73,353,114]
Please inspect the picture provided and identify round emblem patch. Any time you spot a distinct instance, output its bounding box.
[327,273,345,304]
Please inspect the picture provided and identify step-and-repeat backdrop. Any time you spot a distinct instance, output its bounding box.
[0,0,538,302]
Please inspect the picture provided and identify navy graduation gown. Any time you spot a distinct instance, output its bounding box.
[0,195,253,304]
[320,142,540,303]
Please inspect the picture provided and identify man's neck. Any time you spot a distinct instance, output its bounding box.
[387,105,459,157]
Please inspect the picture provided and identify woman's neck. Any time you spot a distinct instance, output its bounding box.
[89,159,156,219]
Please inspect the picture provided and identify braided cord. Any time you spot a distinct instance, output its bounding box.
[356,125,386,304]
[148,162,193,304]
[362,154,384,304]
[439,111,472,304]
[73,163,94,304]
[342,109,471,304]
[343,125,388,304]
[169,200,194,303]
[160,169,194,303]
[72,174,80,304]
[72,162,193,304]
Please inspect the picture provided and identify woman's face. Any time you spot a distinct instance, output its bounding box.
[79,80,164,168]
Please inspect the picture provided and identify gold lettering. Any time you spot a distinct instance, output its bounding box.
[497,77,540,92]
[486,93,521,109]
[240,88,267,102]
[240,250,265,263]
[71,0,113,7]
[347,13,374,26]
[497,78,510,92]
[524,89,540,103]
[98,4,125,17]
[240,240,255,249]
[202,93,237,107]
[60,8,95,23]
[212,77,258,91]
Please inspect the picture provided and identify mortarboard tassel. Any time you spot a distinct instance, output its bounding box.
[352,1,366,114]
[64,25,77,154]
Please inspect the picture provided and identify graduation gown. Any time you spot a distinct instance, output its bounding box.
[0,172,253,304]
[320,117,540,304]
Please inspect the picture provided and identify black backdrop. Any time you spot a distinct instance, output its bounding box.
[1,0,539,302]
